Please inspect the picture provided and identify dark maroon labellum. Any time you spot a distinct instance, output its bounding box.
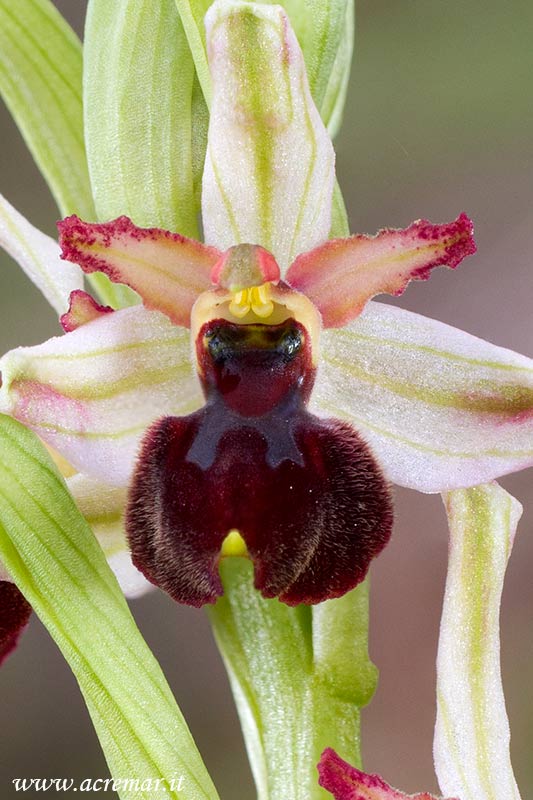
[0,581,31,664]
[126,318,393,607]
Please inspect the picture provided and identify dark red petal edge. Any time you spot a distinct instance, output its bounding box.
[319,748,374,799]
[0,581,31,666]
[401,212,477,280]
[57,214,220,279]
[60,289,114,332]
[318,748,458,800]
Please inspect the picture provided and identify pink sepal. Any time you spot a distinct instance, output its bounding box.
[60,290,114,332]
[318,749,458,800]
[287,214,476,328]
[58,215,222,328]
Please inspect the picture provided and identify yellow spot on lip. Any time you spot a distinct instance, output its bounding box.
[229,283,274,319]
[220,529,248,558]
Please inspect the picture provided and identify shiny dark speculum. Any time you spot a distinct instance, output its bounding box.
[204,320,304,362]
[126,318,393,607]
[197,319,316,416]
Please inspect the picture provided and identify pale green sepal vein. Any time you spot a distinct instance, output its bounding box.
[203,1,335,268]
[0,415,220,800]
[209,559,362,800]
[434,483,522,800]
[314,301,533,492]
[0,0,95,220]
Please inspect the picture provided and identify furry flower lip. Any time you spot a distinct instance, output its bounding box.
[55,212,474,607]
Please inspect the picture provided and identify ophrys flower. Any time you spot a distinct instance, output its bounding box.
[1,0,533,635]
[51,205,474,609]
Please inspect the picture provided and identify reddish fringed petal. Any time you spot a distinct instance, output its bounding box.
[286,214,476,327]
[0,581,31,666]
[60,289,113,332]
[318,749,458,800]
[58,215,222,327]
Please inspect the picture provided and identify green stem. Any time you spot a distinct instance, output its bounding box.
[208,558,377,800]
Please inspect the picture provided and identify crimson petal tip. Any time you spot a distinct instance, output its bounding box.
[318,748,458,800]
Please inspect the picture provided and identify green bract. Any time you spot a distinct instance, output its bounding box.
[84,0,204,239]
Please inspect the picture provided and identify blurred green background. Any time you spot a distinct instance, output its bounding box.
[1,1,533,797]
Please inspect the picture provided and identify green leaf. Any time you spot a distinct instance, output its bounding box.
[0,0,95,219]
[84,0,202,240]
[320,0,354,139]
[174,0,213,108]
[329,181,350,238]
[191,74,210,208]
[0,0,130,309]
[0,415,219,800]
[209,559,363,800]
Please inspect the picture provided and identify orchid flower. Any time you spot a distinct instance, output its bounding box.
[1,0,533,648]
[0,1,530,800]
